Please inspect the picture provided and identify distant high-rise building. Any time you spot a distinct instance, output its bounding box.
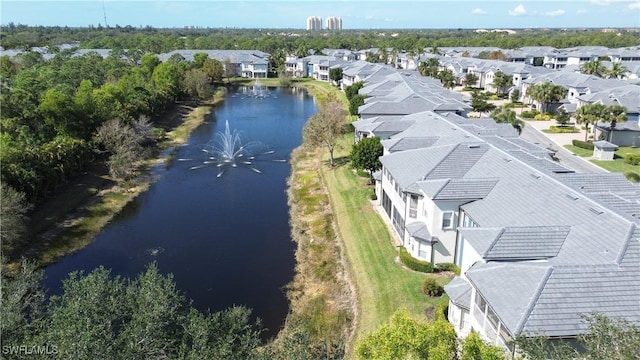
[306,16,322,31]
[326,16,342,31]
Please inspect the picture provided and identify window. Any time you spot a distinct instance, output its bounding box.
[409,195,418,218]
[442,212,454,229]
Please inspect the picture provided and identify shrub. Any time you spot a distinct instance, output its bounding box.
[356,169,369,178]
[534,113,552,121]
[435,262,461,275]
[422,278,444,297]
[572,139,594,150]
[521,110,540,119]
[490,94,500,100]
[547,126,579,133]
[624,171,640,183]
[624,154,640,166]
[399,247,434,273]
[369,188,377,201]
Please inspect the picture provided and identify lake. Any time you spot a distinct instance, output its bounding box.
[43,85,317,339]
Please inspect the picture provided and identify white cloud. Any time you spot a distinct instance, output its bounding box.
[577,9,588,14]
[472,8,487,15]
[545,9,566,16]
[629,2,640,10]
[508,4,526,16]
[591,0,625,5]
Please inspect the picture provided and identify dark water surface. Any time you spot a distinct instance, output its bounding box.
[43,86,317,339]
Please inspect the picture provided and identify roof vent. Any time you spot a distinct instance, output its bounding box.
[566,193,579,200]
[468,144,481,148]
[503,158,512,162]
[589,207,604,215]
[530,173,541,179]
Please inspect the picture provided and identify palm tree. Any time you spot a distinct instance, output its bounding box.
[604,104,628,142]
[490,107,524,134]
[575,103,606,141]
[418,57,440,77]
[581,59,606,77]
[527,82,566,113]
[436,69,456,89]
[606,62,628,79]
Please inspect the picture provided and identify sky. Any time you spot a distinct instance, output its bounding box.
[1,0,639,29]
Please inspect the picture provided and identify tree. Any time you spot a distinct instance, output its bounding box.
[355,309,457,360]
[0,183,32,254]
[223,59,237,82]
[461,331,505,360]
[606,62,628,79]
[203,58,224,83]
[555,108,571,126]
[436,69,456,89]
[579,313,640,360]
[345,81,364,102]
[351,136,383,184]
[490,106,524,134]
[492,71,512,96]
[349,94,366,116]
[329,67,343,85]
[575,103,606,141]
[602,104,628,142]
[303,95,346,167]
[182,68,214,101]
[93,118,146,181]
[192,52,209,69]
[518,313,640,360]
[464,73,479,88]
[526,82,566,113]
[0,258,45,350]
[510,89,521,103]
[581,59,606,77]
[418,57,440,77]
[471,90,496,115]
[22,263,264,359]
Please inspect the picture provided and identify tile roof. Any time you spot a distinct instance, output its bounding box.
[444,277,472,310]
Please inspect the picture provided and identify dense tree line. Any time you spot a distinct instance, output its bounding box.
[2,25,639,54]
[0,47,225,256]
[0,260,342,359]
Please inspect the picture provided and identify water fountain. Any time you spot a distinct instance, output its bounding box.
[180,120,285,177]
[252,78,267,98]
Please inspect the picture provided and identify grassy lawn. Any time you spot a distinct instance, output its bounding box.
[320,134,451,356]
[564,145,593,157]
[591,146,640,174]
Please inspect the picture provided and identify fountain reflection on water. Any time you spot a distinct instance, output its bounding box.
[179,120,285,177]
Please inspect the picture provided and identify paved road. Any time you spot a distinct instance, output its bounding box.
[520,124,607,173]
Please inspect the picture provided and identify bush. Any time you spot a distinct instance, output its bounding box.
[356,169,369,178]
[624,154,640,166]
[435,262,461,275]
[521,110,540,119]
[422,278,444,297]
[490,94,500,100]
[624,171,640,183]
[369,188,377,201]
[547,126,579,133]
[572,139,595,150]
[534,113,552,121]
[399,247,434,273]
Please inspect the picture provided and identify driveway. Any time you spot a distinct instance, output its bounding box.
[520,120,607,173]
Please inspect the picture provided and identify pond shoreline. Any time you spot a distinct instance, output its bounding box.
[15,91,226,269]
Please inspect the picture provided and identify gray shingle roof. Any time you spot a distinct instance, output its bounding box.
[444,277,472,310]
[466,262,553,336]
[385,137,439,152]
[424,143,490,180]
[418,178,499,200]
[406,222,434,242]
[486,226,570,260]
